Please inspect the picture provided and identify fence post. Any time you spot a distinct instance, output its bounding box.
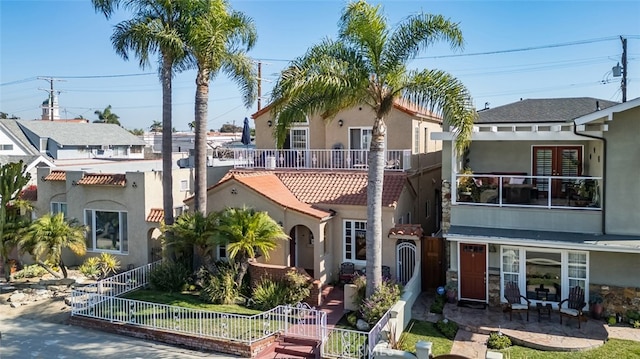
[415,341,432,359]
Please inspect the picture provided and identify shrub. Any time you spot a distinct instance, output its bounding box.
[352,275,367,307]
[487,331,512,349]
[430,295,445,314]
[360,280,402,325]
[346,311,358,327]
[608,316,617,325]
[79,257,101,278]
[435,319,458,340]
[79,253,121,280]
[283,271,313,304]
[13,264,47,279]
[627,310,640,322]
[200,264,238,305]
[252,278,289,310]
[149,261,190,292]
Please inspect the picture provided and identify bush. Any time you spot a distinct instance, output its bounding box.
[430,295,445,314]
[200,264,238,305]
[352,275,367,307]
[487,331,512,349]
[608,316,617,326]
[360,280,402,325]
[79,253,121,280]
[346,311,358,327]
[149,261,190,292]
[250,271,313,311]
[435,319,458,340]
[79,257,101,278]
[13,264,47,279]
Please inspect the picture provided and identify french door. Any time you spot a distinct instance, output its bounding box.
[533,146,582,198]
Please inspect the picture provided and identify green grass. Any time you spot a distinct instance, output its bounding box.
[498,339,640,359]
[399,320,454,356]
[121,289,260,315]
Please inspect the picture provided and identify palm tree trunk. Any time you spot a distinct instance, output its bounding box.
[36,260,60,278]
[365,117,385,297]
[235,258,249,288]
[161,56,175,260]
[194,67,210,214]
[59,258,68,278]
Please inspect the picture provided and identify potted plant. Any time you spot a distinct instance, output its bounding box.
[589,294,604,319]
[445,282,458,304]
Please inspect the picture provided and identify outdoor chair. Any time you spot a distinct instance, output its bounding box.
[559,286,587,328]
[339,262,356,284]
[504,281,530,321]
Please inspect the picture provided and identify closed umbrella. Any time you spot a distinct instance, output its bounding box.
[240,117,251,166]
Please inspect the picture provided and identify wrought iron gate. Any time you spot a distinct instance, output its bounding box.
[396,241,417,284]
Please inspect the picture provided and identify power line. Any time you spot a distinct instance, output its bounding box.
[48,73,156,79]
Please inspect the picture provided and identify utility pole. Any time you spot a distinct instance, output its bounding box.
[38,77,65,120]
[621,36,627,103]
[257,61,262,111]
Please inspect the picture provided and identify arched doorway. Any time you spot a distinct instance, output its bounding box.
[396,240,417,284]
[148,227,162,263]
[289,225,314,276]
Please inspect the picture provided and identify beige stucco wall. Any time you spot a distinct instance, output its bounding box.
[603,106,640,235]
[590,251,640,287]
[34,167,194,269]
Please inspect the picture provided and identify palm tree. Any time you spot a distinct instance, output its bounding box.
[149,120,162,133]
[93,105,121,125]
[212,207,287,287]
[92,0,191,231]
[165,211,218,270]
[270,0,476,297]
[184,0,257,214]
[187,121,196,132]
[0,161,31,281]
[20,213,87,278]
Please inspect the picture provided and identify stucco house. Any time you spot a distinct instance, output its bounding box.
[433,97,640,315]
[187,101,445,287]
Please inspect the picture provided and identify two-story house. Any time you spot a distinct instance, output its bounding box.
[433,97,640,315]
[0,119,54,184]
[186,101,445,288]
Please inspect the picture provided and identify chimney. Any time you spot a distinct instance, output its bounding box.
[596,101,601,111]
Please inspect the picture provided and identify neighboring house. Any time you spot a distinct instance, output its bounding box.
[186,101,445,287]
[433,97,640,314]
[0,119,54,184]
[33,162,232,269]
[15,120,146,160]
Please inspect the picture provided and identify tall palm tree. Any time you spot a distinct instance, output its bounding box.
[212,207,287,287]
[20,213,87,279]
[93,105,121,125]
[270,0,477,297]
[92,0,191,231]
[149,120,163,133]
[165,211,218,270]
[184,0,257,214]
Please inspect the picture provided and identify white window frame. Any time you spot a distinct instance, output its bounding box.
[180,179,190,192]
[343,219,367,265]
[424,128,429,153]
[217,245,227,261]
[289,128,308,150]
[84,209,128,254]
[414,126,420,153]
[500,246,589,308]
[51,202,67,218]
[0,144,13,151]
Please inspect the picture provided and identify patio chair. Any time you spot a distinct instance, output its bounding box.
[504,281,530,321]
[559,286,587,328]
[339,262,356,284]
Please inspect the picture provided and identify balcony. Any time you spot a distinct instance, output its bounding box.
[454,174,602,210]
[231,149,411,171]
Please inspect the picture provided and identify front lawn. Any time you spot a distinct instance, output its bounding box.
[399,320,454,356]
[498,339,640,359]
[121,288,260,315]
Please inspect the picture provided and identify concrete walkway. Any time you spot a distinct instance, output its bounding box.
[0,317,239,359]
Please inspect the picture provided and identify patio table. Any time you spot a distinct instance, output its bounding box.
[536,302,553,321]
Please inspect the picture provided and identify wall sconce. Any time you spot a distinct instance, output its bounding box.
[71,180,78,186]
[267,120,273,127]
[41,176,47,182]
[132,182,138,188]
[338,119,344,127]
[309,232,314,245]
[231,188,237,195]
[278,221,283,227]
[489,244,497,253]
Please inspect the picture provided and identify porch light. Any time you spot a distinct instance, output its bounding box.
[338,119,344,127]
[267,120,272,127]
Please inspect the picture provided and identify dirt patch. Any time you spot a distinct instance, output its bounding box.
[0,270,92,325]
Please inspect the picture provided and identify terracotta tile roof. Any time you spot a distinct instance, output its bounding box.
[388,224,423,238]
[44,171,66,181]
[77,173,127,186]
[19,186,37,202]
[231,173,332,219]
[218,169,407,208]
[146,208,164,223]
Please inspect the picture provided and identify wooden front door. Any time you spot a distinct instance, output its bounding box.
[459,243,486,301]
[289,228,297,267]
[422,236,445,291]
[533,146,582,198]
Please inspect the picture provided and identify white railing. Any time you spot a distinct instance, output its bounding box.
[454,174,602,210]
[73,261,159,298]
[322,326,369,358]
[231,148,411,171]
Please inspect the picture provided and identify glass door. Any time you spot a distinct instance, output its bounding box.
[533,146,582,199]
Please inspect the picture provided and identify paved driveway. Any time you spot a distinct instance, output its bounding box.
[0,318,240,359]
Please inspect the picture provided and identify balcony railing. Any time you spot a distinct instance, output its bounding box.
[231,149,411,171]
[454,174,602,210]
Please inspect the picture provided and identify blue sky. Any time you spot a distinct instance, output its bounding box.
[1,0,639,132]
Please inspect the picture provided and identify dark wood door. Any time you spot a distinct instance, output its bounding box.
[459,243,486,301]
[422,236,445,291]
[533,146,582,198]
[289,228,297,267]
